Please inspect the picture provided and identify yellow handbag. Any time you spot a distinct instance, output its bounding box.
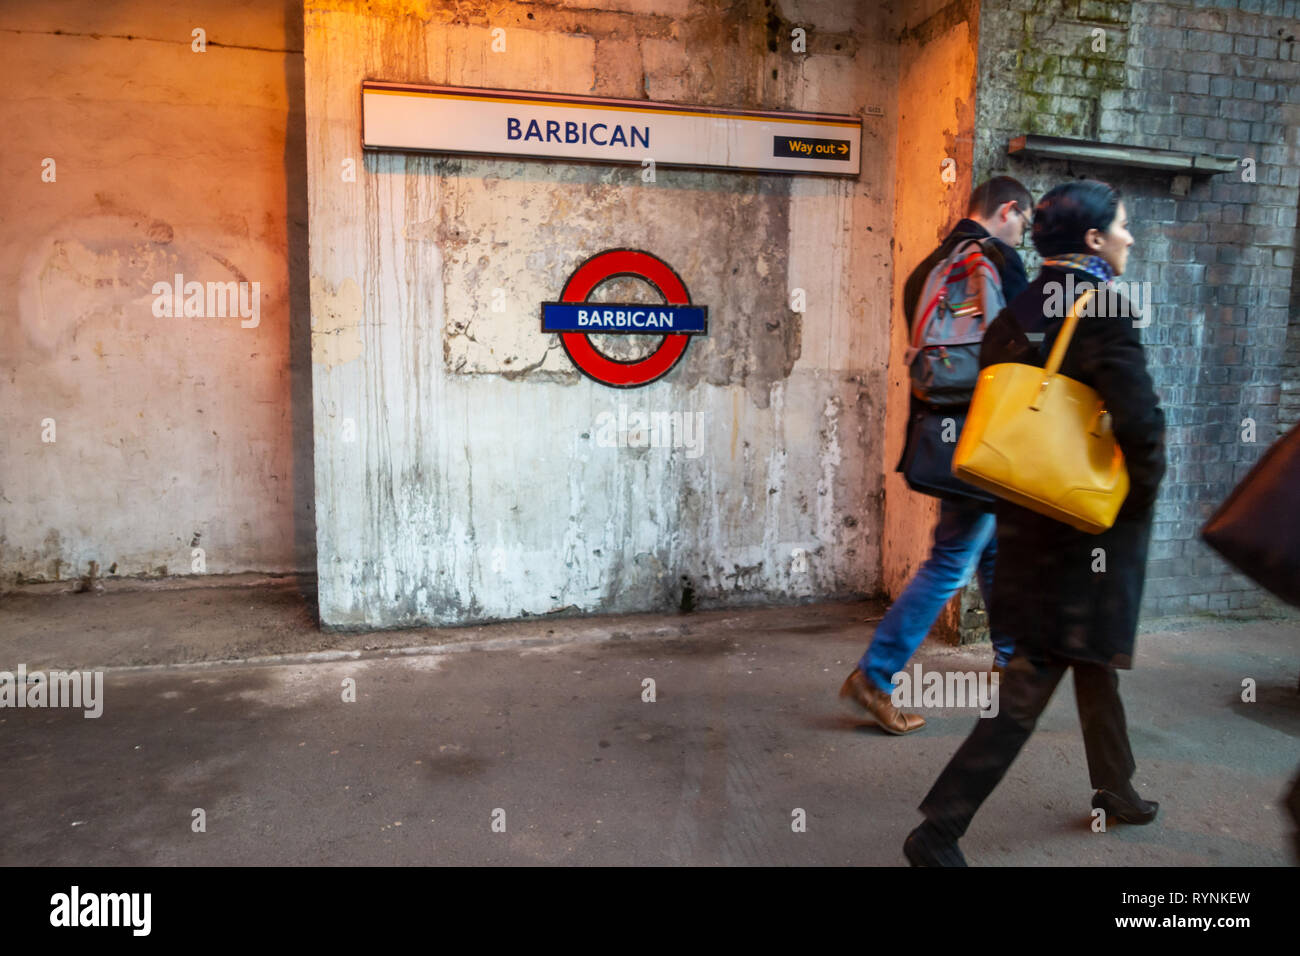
[951,289,1129,533]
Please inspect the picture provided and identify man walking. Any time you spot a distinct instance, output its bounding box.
[840,177,1033,735]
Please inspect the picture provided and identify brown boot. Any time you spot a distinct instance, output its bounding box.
[838,668,926,735]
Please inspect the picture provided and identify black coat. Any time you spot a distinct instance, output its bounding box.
[979,266,1167,668]
[895,219,1029,479]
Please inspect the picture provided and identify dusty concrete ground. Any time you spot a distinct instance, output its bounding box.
[0,583,1296,865]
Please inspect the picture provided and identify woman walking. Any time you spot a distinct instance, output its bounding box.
[904,180,1168,866]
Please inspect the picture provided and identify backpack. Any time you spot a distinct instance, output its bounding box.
[905,238,1006,407]
[898,237,1006,504]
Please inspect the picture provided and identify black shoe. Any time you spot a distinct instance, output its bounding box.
[1092,789,1159,825]
[904,823,968,867]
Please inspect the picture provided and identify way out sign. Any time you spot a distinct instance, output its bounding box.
[541,249,707,388]
[362,82,865,176]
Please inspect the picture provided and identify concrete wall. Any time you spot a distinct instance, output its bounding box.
[0,1,314,584]
[974,0,1300,616]
[883,0,983,639]
[305,0,904,627]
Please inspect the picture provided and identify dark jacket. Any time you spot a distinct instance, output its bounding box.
[895,219,1029,477]
[979,266,1167,668]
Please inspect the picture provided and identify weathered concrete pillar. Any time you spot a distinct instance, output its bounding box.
[885,0,983,644]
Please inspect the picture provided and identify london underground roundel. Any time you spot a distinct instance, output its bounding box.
[541,249,709,388]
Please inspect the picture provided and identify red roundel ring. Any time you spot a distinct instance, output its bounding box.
[558,249,695,388]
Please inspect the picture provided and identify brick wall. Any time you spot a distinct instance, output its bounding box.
[973,0,1300,617]
[1284,202,1300,428]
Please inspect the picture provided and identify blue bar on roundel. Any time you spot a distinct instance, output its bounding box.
[541,303,708,334]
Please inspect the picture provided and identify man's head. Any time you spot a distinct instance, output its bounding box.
[968,176,1033,247]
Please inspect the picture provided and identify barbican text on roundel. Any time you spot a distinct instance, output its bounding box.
[507,117,650,149]
[574,308,678,329]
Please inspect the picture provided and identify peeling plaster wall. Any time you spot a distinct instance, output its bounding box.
[0,2,313,584]
[882,0,981,632]
[306,0,901,627]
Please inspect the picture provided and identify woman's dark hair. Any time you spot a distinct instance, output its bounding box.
[1031,180,1122,257]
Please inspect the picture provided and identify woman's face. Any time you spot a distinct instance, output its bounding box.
[1087,200,1134,276]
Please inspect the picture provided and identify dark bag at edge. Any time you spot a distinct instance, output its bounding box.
[1201,421,1300,607]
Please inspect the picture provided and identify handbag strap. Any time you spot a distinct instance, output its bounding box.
[1029,289,1095,411]
[1044,289,1096,376]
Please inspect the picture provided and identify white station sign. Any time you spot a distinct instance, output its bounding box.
[362,81,866,177]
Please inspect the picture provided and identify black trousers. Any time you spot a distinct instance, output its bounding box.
[919,650,1137,839]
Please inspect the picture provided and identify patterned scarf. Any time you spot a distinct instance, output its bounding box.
[1040,253,1116,284]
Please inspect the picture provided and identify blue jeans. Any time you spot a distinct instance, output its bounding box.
[860,499,1014,693]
